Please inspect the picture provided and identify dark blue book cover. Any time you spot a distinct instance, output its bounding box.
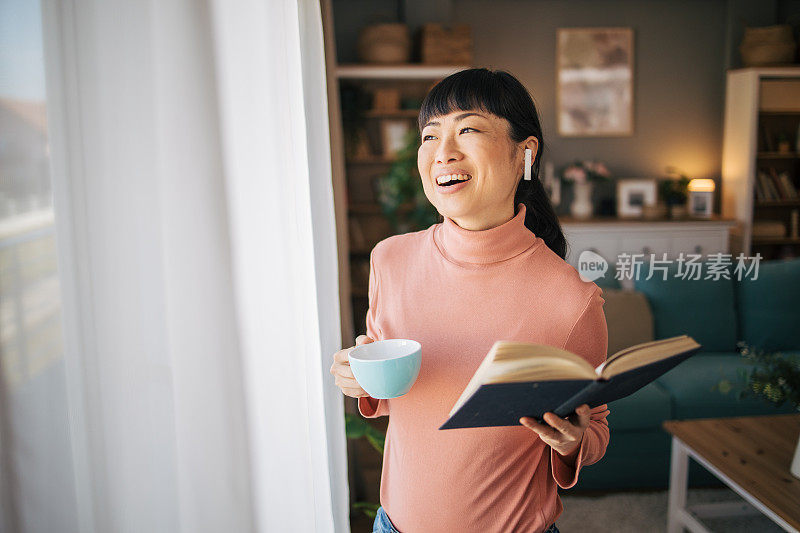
[438,342,701,430]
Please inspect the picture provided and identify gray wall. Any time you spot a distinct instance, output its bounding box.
[332,0,800,213]
[453,0,726,184]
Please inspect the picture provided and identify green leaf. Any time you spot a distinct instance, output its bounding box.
[376,129,439,234]
[727,342,800,410]
[344,413,367,439]
[352,501,380,519]
[365,431,385,455]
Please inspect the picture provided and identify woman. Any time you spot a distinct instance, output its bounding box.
[331,68,609,533]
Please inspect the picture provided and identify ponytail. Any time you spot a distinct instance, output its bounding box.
[515,163,567,259]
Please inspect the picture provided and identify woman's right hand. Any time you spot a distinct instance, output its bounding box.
[330,335,374,398]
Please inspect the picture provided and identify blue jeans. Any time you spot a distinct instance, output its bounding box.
[372,506,560,533]
[372,507,400,533]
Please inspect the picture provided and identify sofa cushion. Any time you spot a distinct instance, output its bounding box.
[655,353,797,419]
[607,381,672,431]
[736,257,800,351]
[634,262,737,352]
[602,288,654,355]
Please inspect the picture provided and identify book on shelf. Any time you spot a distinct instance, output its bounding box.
[778,171,798,199]
[755,172,766,201]
[766,170,782,199]
[439,335,701,430]
[770,168,789,199]
[757,171,776,200]
[757,169,798,201]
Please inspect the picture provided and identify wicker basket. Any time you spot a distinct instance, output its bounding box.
[752,220,787,238]
[742,24,794,45]
[741,42,796,66]
[419,23,472,65]
[357,23,411,64]
[740,24,796,66]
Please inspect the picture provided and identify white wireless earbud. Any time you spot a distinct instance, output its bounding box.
[524,148,532,181]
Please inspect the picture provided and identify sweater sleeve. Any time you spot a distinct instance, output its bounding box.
[551,287,610,489]
[358,247,389,418]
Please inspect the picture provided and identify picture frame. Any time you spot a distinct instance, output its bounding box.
[617,179,657,218]
[689,190,713,217]
[380,119,412,157]
[556,27,634,137]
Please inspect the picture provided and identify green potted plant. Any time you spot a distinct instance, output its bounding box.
[345,413,386,519]
[376,129,440,233]
[660,167,691,219]
[718,342,800,478]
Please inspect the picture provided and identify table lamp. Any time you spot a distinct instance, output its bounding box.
[688,178,715,217]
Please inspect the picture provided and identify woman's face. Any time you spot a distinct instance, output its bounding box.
[418,109,537,230]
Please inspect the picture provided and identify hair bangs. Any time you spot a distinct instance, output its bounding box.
[418,69,511,133]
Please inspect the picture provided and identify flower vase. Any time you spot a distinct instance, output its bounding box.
[570,181,593,219]
[792,436,800,479]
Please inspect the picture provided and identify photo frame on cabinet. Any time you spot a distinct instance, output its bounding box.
[617,179,656,218]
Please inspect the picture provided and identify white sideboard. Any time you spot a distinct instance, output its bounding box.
[560,218,738,273]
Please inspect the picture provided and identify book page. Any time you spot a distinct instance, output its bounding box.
[598,335,700,378]
[447,341,596,416]
[485,341,596,381]
[483,355,596,383]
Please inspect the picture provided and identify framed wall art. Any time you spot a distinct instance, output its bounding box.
[557,27,634,137]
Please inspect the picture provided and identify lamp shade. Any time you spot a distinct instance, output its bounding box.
[688,178,715,192]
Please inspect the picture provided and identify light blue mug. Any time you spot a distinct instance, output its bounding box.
[348,339,421,399]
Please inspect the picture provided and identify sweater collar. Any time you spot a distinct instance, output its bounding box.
[435,202,539,265]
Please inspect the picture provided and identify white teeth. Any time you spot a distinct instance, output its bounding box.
[436,174,472,185]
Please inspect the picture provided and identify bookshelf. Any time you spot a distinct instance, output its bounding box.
[320,2,471,522]
[330,58,468,345]
[722,67,800,260]
[337,71,449,346]
[321,5,462,348]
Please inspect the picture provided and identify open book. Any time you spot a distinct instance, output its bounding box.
[439,334,701,430]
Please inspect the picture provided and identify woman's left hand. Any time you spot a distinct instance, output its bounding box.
[519,404,591,460]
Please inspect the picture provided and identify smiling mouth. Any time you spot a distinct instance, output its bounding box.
[436,174,473,186]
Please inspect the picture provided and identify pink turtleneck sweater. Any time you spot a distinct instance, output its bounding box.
[357,202,610,533]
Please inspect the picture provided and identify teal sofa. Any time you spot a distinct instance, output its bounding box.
[573,257,800,490]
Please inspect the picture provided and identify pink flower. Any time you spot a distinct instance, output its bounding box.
[583,160,610,178]
[592,162,610,177]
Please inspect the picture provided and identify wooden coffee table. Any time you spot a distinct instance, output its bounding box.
[663,414,800,532]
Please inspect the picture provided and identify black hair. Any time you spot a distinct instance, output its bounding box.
[418,68,567,260]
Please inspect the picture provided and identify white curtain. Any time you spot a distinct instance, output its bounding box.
[208,0,349,531]
[41,0,347,531]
